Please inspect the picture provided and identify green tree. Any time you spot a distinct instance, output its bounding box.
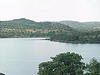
[38,52,85,75]
[86,58,100,75]
[0,73,5,75]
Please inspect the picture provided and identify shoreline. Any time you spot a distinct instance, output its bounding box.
[0,37,100,44]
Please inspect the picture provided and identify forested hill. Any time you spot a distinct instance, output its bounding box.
[59,21,100,31]
[1,18,100,43]
[0,18,67,30]
[0,18,73,38]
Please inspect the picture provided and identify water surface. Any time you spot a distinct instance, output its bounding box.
[0,38,100,75]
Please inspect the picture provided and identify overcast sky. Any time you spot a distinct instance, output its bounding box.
[0,0,100,22]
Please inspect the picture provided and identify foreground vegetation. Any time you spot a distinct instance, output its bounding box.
[0,73,5,75]
[38,52,100,75]
[1,52,100,75]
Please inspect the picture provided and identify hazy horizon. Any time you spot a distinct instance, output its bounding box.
[0,0,100,22]
[1,18,100,22]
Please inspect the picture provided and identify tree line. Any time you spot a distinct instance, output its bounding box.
[50,31,100,43]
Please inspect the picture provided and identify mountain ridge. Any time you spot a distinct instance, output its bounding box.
[1,18,100,31]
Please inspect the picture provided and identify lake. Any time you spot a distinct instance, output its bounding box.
[0,38,100,75]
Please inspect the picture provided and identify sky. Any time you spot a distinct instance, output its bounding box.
[0,0,100,22]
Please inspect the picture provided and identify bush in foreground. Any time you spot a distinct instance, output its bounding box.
[38,52,85,75]
[0,73,5,75]
[38,52,100,75]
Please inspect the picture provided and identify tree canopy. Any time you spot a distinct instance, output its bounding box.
[38,52,85,75]
[0,73,5,75]
[86,58,100,75]
[38,52,100,75]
